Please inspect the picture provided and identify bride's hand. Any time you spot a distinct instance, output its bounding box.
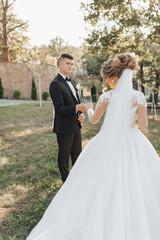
[85,102,93,110]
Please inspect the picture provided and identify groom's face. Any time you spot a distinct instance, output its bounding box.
[59,58,74,76]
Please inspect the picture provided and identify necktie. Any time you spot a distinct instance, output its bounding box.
[65,77,71,82]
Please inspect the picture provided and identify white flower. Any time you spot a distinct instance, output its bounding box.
[130,52,136,57]
[76,84,81,90]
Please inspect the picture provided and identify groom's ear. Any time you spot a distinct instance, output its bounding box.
[59,61,62,68]
[58,57,64,68]
[59,59,65,69]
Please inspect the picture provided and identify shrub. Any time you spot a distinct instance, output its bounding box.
[31,77,37,100]
[147,93,152,102]
[0,78,4,99]
[12,90,21,99]
[42,92,49,100]
[91,85,97,102]
[80,89,84,102]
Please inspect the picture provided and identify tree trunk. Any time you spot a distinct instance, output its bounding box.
[140,63,145,94]
[153,74,160,105]
[2,46,9,61]
[2,3,10,62]
[1,0,28,62]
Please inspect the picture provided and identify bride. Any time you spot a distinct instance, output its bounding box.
[27,52,160,240]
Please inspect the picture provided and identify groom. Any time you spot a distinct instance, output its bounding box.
[49,54,87,183]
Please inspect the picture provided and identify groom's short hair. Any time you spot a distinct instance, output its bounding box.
[59,54,74,63]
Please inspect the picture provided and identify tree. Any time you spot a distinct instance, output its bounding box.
[0,0,28,61]
[0,77,4,98]
[26,37,85,79]
[31,77,37,100]
[91,85,97,102]
[144,40,160,104]
[0,4,2,60]
[81,0,160,99]
[145,2,160,104]
[83,54,103,75]
[48,37,85,77]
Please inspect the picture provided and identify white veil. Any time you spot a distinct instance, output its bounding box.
[100,68,133,140]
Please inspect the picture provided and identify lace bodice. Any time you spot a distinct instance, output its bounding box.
[87,90,147,127]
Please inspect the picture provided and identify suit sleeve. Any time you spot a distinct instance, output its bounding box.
[49,81,76,116]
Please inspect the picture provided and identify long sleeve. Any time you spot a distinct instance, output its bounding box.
[137,92,148,129]
[49,81,76,116]
[87,93,109,124]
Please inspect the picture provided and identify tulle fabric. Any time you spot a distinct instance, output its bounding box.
[27,69,160,240]
[27,128,160,240]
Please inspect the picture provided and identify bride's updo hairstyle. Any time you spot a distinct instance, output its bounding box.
[101,52,139,81]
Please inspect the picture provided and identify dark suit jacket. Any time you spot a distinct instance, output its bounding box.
[49,73,81,134]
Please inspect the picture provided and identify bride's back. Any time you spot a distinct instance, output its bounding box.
[98,89,147,129]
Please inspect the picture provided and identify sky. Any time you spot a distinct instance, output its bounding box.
[14,0,87,47]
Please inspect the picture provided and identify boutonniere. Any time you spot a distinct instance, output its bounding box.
[76,84,81,90]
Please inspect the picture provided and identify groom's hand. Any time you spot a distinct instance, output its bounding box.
[76,104,87,112]
[78,113,85,123]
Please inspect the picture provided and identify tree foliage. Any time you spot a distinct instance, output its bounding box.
[91,85,97,102]
[0,0,29,62]
[31,76,37,100]
[81,0,160,102]
[0,77,4,98]
[26,37,85,78]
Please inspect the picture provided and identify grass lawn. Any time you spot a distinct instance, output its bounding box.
[0,103,160,240]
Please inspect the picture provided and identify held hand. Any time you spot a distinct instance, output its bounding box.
[76,104,87,112]
[84,102,93,110]
[78,113,85,123]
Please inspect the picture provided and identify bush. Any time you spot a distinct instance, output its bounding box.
[147,93,152,102]
[31,77,37,100]
[91,85,97,102]
[80,89,84,102]
[42,92,49,100]
[12,90,21,99]
[0,78,4,99]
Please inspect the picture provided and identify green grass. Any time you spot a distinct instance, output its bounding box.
[0,103,159,239]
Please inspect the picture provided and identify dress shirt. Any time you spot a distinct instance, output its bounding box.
[59,72,78,101]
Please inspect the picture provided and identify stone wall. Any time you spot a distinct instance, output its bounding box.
[0,62,58,99]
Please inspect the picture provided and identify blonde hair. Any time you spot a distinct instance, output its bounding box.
[101,52,139,81]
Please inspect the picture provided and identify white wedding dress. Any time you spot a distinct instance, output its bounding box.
[27,69,160,240]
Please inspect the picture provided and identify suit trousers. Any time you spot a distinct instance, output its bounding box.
[56,128,82,183]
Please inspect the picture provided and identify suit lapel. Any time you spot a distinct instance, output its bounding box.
[70,80,81,104]
[57,74,79,103]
